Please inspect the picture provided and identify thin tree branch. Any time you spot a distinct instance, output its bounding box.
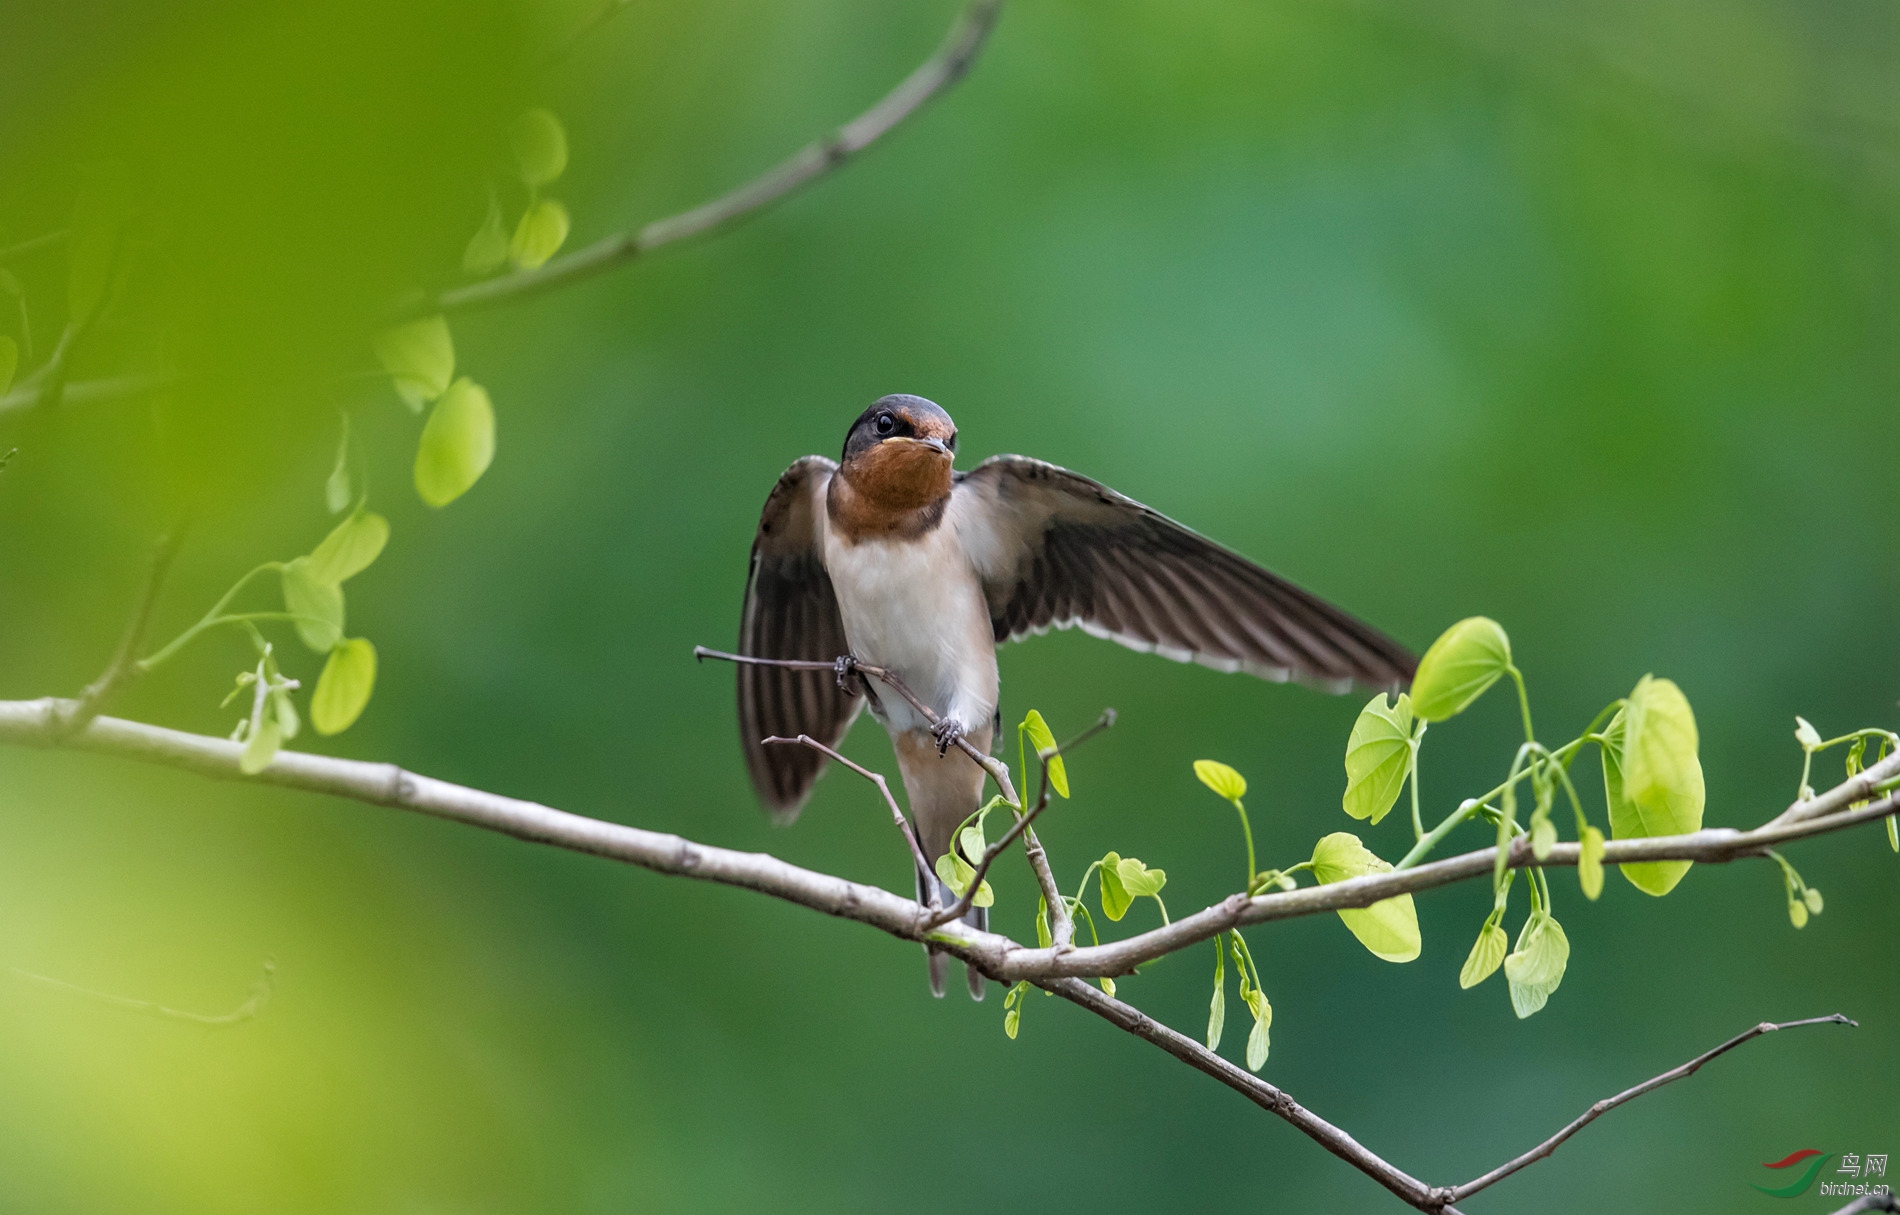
[1445,1015,1858,1204]
[420,0,1004,317]
[763,733,934,895]
[695,647,1019,812]
[1770,748,1900,827]
[920,740,1061,930]
[1041,975,1453,1211]
[0,696,1879,1210]
[54,528,187,738]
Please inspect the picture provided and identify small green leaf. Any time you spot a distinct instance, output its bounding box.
[375,315,454,412]
[1788,896,1808,929]
[933,852,992,908]
[1003,1006,1020,1039]
[272,686,300,741]
[1098,851,1134,921]
[1803,887,1823,915]
[1245,999,1272,1072]
[311,638,377,735]
[1206,938,1226,1051]
[1099,976,1116,997]
[1021,709,1068,798]
[1410,617,1512,722]
[1610,677,1705,896]
[1343,692,1414,824]
[1578,826,1605,901]
[1194,759,1247,801]
[1115,856,1167,899]
[0,335,16,397]
[1530,811,1556,861]
[1503,911,1570,1018]
[511,198,570,270]
[281,558,344,652]
[463,195,510,275]
[1887,816,1897,853]
[1309,832,1421,962]
[306,511,389,585]
[1459,921,1508,989]
[239,710,282,775]
[958,823,986,865]
[414,378,496,507]
[509,108,569,187]
[1035,899,1052,949]
[1794,716,1822,749]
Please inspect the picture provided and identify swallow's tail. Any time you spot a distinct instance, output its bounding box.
[916,869,988,1001]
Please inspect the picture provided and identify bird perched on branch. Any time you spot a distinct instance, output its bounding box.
[734,395,1414,999]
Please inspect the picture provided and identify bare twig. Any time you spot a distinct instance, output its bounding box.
[920,741,1062,930]
[695,646,1019,805]
[421,0,1004,317]
[763,733,934,895]
[1444,1015,1858,1205]
[0,698,1885,1210]
[54,528,186,738]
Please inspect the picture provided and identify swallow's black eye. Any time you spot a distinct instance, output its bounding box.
[874,413,896,436]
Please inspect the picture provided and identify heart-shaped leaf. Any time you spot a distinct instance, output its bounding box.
[1194,759,1246,802]
[1606,677,1705,896]
[280,558,344,652]
[1098,851,1133,921]
[374,315,454,411]
[1410,617,1512,722]
[1578,826,1605,900]
[1503,911,1570,1018]
[1021,709,1068,798]
[306,511,389,585]
[414,378,496,507]
[311,638,377,735]
[1459,920,1508,989]
[509,108,569,187]
[511,198,570,270]
[1343,692,1414,824]
[1309,832,1421,962]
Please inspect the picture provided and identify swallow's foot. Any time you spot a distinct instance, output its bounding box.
[833,654,860,694]
[932,716,967,756]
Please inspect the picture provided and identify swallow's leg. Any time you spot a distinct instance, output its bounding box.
[931,716,966,756]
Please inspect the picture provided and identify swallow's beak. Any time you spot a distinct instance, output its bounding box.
[890,435,953,458]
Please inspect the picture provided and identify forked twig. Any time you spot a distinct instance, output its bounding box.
[1439,1014,1858,1205]
[425,0,1005,316]
[763,733,934,898]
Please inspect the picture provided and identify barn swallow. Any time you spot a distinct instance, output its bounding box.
[735,394,1415,999]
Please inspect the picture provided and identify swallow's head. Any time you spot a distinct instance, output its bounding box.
[837,394,957,509]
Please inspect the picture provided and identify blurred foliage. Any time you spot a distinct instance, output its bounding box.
[0,0,1896,1212]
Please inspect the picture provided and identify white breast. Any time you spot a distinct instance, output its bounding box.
[822,513,999,737]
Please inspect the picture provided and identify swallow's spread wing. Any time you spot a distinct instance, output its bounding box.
[955,455,1415,691]
[738,456,863,819]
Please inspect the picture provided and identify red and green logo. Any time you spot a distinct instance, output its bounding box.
[1750,1150,1835,1197]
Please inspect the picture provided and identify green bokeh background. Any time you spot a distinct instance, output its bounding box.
[2,1,1895,1211]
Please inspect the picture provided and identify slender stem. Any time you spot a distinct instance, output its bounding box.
[419,0,1006,318]
[138,564,286,672]
[1409,728,1426,841]
[762,734,934,893]
[1234,798,1257,884]
[1507,664,1535,745]
[1445,1015,1857,1203]
[56,527,187,736]
[1397,798,1485,870]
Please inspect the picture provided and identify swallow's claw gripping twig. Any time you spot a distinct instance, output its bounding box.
[833,654,861,694]
[931,716,966,756]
